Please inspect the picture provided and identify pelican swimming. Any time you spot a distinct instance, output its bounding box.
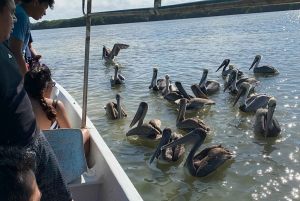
[149,67,166,91]
[104,93,127,119]
[224,69,259,94]
[102,43,129,62]
[161,74,176,96]
[176,98,210,133]
[216,59,243,77]
[161,128,234,177]
[233,82,272,112]
[249,55,279,74]
[253,97,281,137]
[199,68,220,95]
[126,102,162,140]
[175,83,215,112]
[149,127,185,165]
[163,75,184,104]
[110,64,125,84]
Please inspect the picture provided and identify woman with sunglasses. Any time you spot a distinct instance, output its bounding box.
[24,64,90,155]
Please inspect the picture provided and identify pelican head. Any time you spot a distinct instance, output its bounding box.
[223,69,238,92]
[199,68,209,88]
[249,55,262,70]
[216,59,230,72]
[264,97,277,137]
[129,102,148,128]
[229,64,234,70]
[149,127,172,164]
[114,63,119,70]
[165,74,170,80]
[232,82,250,107]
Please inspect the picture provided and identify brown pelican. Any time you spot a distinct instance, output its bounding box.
[162,76,185,104]
[102,43,129,62]
[161,128,234,177]
[199,68,220,95]
[126,102,162,140]
[175,83,215,112]
[254,97,281,137]
[161,74,177,96]
[233,82,272,112]
[224,69,259,94]
[110,64,125,84]
[216,59,243,76]
[104,93,127,119]
[176,98,210,133]
[249,55,279,74]
[149,127,185,164]
[149,67,166,91]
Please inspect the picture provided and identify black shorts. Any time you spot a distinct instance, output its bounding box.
[27,131,72,201]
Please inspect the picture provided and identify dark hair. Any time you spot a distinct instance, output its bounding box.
[0,146,36,201]
[0,0,10,13]
[24,64,57,121]
[21,0,55,9]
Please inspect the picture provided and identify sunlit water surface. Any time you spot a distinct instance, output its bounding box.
[32,11,300,201]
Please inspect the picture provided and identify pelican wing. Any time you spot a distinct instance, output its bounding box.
[149,119,162,133]
[164,92,183,103]
[126,124,161,140]
[242,95,271,112]
[194,145,234,177]
[112,43,130,56]
[105,102,118,119]
[206,80,220,93]
[118,74,125,81]
[236,78,259,91]
[120,107,127,117]
[186,98,215,110]
[254,65,279,73]
[170,133,185,161]
[176,118,210,133]
[254,109,281,137]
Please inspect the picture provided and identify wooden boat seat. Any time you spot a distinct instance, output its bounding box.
[43,129,87,184]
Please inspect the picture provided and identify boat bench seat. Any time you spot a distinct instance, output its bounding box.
[43,129,87,184]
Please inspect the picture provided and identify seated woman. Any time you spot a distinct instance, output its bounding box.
[24,64,90,155]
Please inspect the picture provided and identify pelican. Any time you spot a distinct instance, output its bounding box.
[199,68,220,95]
[216,59,243,76]
[233,82,272,112]
[161,74,176,96]
[149,127,185,164]
[163,75,184,104]
[149,67,166,91]
[175,83,215,112]
[224,69,259,94]
[110,64,125,84]
[176,98,210,133]
[254,97,281,137]
[126,102,162,140]
[104,93,127,119]
[161,128,234,177]
[249,55,279,74]
[102,43,129,62]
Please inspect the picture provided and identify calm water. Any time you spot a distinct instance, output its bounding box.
[33,11,300,201]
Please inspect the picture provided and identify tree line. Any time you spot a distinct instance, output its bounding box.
[31,3,300,30]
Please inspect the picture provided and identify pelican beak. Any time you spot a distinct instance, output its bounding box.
[129,102,147,128]
[223,74,234,92]
[175,81,190,100]
[264,104,275,137]
[232,87,244,107]
[161,128,207,150]
[216,59,229,72]
[198,71,208,88]
[149,70,158,90]
[190,84,207,99]
[249,56,259,70]
[149,128,172,164]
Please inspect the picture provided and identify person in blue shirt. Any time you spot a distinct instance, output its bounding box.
[8,0,51,77]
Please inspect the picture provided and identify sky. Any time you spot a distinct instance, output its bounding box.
[33,0,199,22]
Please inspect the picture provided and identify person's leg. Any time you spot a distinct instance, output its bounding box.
[80,128,90,157]
[28,132,72,201]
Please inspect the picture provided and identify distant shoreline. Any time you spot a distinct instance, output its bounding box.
[31,3,300,30]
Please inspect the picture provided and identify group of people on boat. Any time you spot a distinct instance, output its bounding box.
[0,0,88,200]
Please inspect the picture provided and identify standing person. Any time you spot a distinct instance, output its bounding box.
[8,0,51,76]
[0,0,73,200]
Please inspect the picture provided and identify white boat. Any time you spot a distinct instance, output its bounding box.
[48,83,143,201]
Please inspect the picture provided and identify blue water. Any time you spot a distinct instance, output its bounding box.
[33,10,300,201]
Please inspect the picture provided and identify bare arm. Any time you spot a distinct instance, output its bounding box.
[28,42,37,57]
[55,101,72,128]
[8,37,28,77]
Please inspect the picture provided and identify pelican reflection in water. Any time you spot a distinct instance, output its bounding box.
[176,98,210,133]
[104,93,127,119]
[198,68,220,95]
[102,43,129,62]
[254,97,281,137]
[110,64,125,84]
[149,127,185,164]
[126,102,162,140]
[216,59,243,77]
[249,55,279,74]
[161,128,234,177]
[233,82,272,112]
